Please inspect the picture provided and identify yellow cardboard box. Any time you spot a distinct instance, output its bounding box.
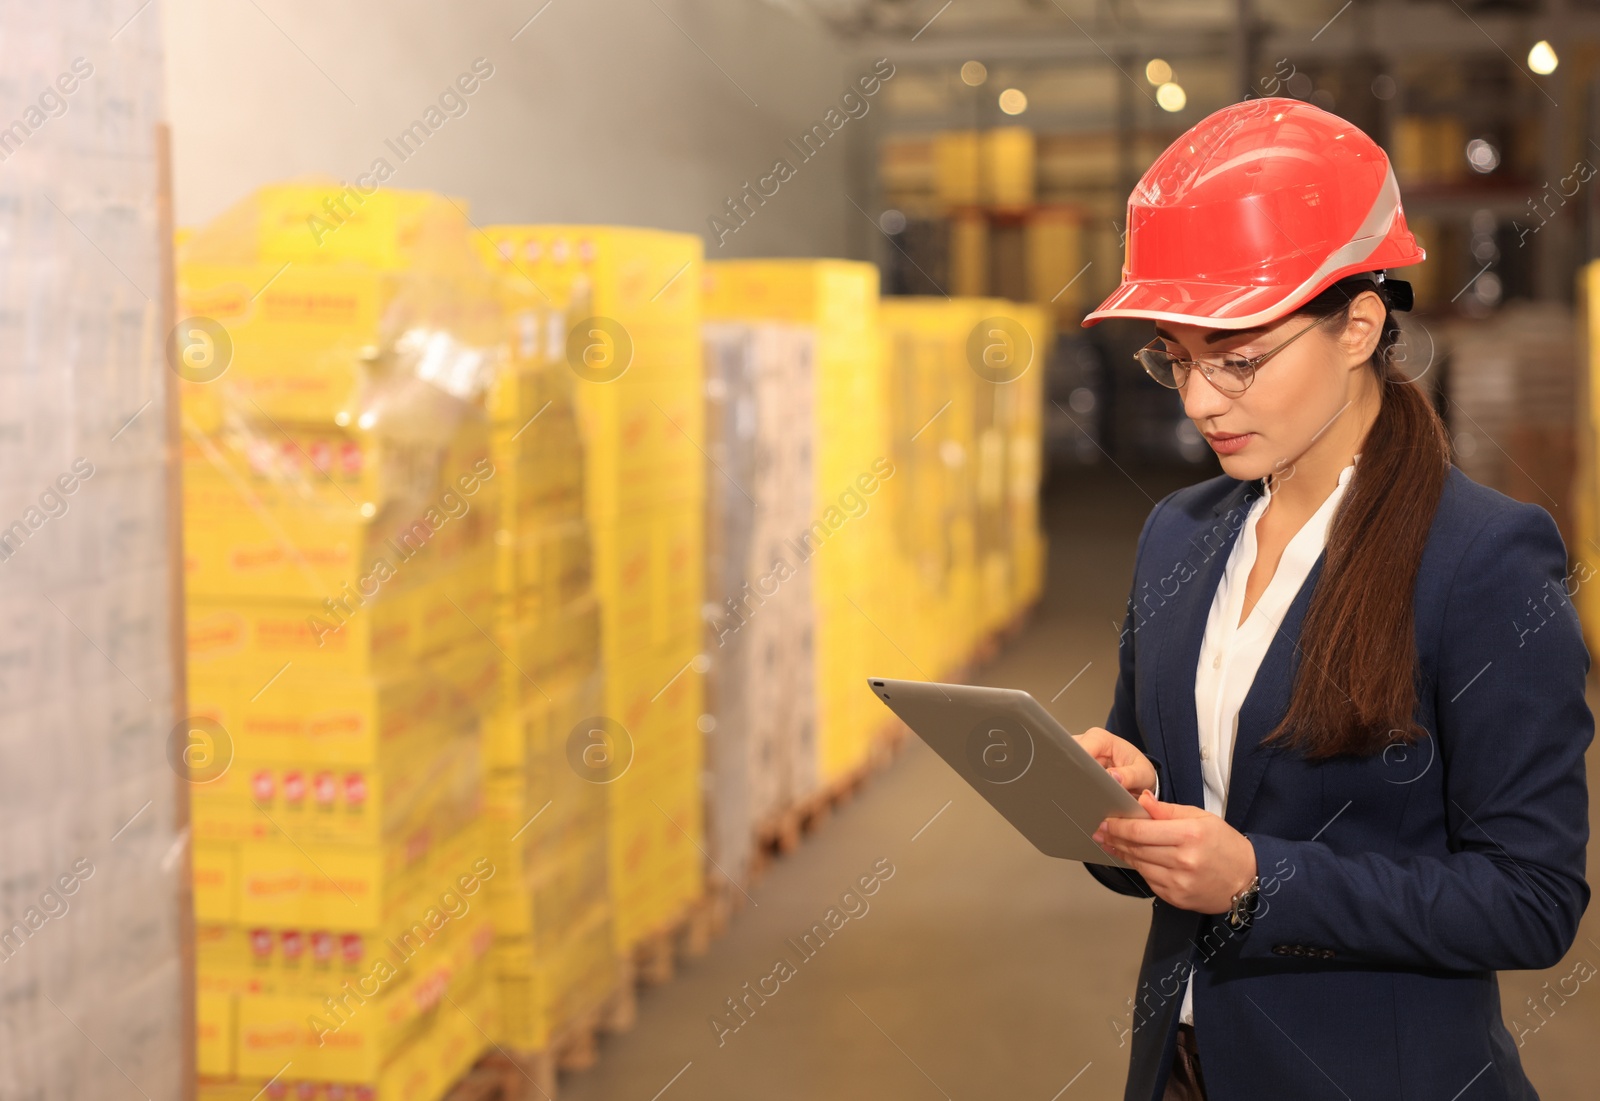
[191,725,482,847]
[233,949,489,1081]
[187,641,496,768]
[218,819,486,930]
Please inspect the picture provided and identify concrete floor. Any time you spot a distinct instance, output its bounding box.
[561,466,1600,1101]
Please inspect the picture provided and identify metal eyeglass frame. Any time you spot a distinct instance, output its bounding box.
[1135,311,1341,397]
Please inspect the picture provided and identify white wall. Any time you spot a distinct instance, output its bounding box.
[162,0,883,259]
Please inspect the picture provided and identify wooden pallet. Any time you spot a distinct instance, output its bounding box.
[460,959,638,1101]
[749,719,911,875]
[471,896,718,1101]
[445,1063,521,1101]
[699,872,739,937]
[631,890,721,986]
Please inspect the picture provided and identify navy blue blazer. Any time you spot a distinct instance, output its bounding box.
[1088,463,1593,1101]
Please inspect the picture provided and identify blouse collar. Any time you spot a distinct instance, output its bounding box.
[1338,451,1360,487]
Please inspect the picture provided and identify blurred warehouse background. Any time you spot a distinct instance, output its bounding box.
[4,0,1600,1098]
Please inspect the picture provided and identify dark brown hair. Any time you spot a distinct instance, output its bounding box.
[1259,273,1452,759]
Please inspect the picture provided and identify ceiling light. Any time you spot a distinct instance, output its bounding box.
[1529,40,1558,75]
[1465,138,1500,174]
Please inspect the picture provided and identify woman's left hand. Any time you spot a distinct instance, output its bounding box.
[1093,790,1258,914]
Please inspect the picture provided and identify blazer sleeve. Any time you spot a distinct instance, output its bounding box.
[1083,490,1177,900]
[1238,501,1593,971]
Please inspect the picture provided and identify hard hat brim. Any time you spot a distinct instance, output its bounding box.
[1080,248,1423,330]
[1081,277,1288,329]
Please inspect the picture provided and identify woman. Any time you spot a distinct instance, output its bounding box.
[1072,98,1593,1101]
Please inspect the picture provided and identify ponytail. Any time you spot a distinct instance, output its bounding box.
[1261,274,1452,759]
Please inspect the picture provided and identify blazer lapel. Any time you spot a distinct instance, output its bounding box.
[1154,477,1262,809]
[1224,548,1326,828]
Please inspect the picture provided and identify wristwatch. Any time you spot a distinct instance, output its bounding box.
[1226,874,1262,930]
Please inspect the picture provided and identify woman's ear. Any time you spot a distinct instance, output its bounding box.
[1340,289,1386,367]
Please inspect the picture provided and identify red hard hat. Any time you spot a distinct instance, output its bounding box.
[1083,97,1425,329]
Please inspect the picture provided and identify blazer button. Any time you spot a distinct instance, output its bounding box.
[1293,945,1307,957]
[1272,945,1288,956]
[1322,949,1335,959]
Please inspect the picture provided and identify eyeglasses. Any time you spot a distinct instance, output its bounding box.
[1135,312,1340,397]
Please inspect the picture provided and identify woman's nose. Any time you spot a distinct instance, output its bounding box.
[1181,372,1234,418]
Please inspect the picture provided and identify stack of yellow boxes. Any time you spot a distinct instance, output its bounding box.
[1026,209,1087,323]
[981,126,1036,210]
[971,299,1049,628]
[877,297,1049,676]
[1392,115,1470,187]
[474,236,623,1051]
[703,261,894,789]
[1008,311,1049,618]
[876,297,976,680]
[180,183,504,1101]
[478,226,707,957]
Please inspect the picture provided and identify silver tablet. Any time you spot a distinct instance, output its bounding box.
[868,677,1149,868]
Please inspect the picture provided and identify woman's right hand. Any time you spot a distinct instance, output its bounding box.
[1075,727,1158,796]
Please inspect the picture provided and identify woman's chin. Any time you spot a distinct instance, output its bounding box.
[1216,454,1263,480]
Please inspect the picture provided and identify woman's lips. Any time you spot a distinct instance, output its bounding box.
[1205,431,1253,456]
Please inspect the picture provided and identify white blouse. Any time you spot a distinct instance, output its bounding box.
[1175,454,1358,1026]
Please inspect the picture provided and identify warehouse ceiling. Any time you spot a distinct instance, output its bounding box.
[786,0,1345,38]
[776,0,1600,53]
